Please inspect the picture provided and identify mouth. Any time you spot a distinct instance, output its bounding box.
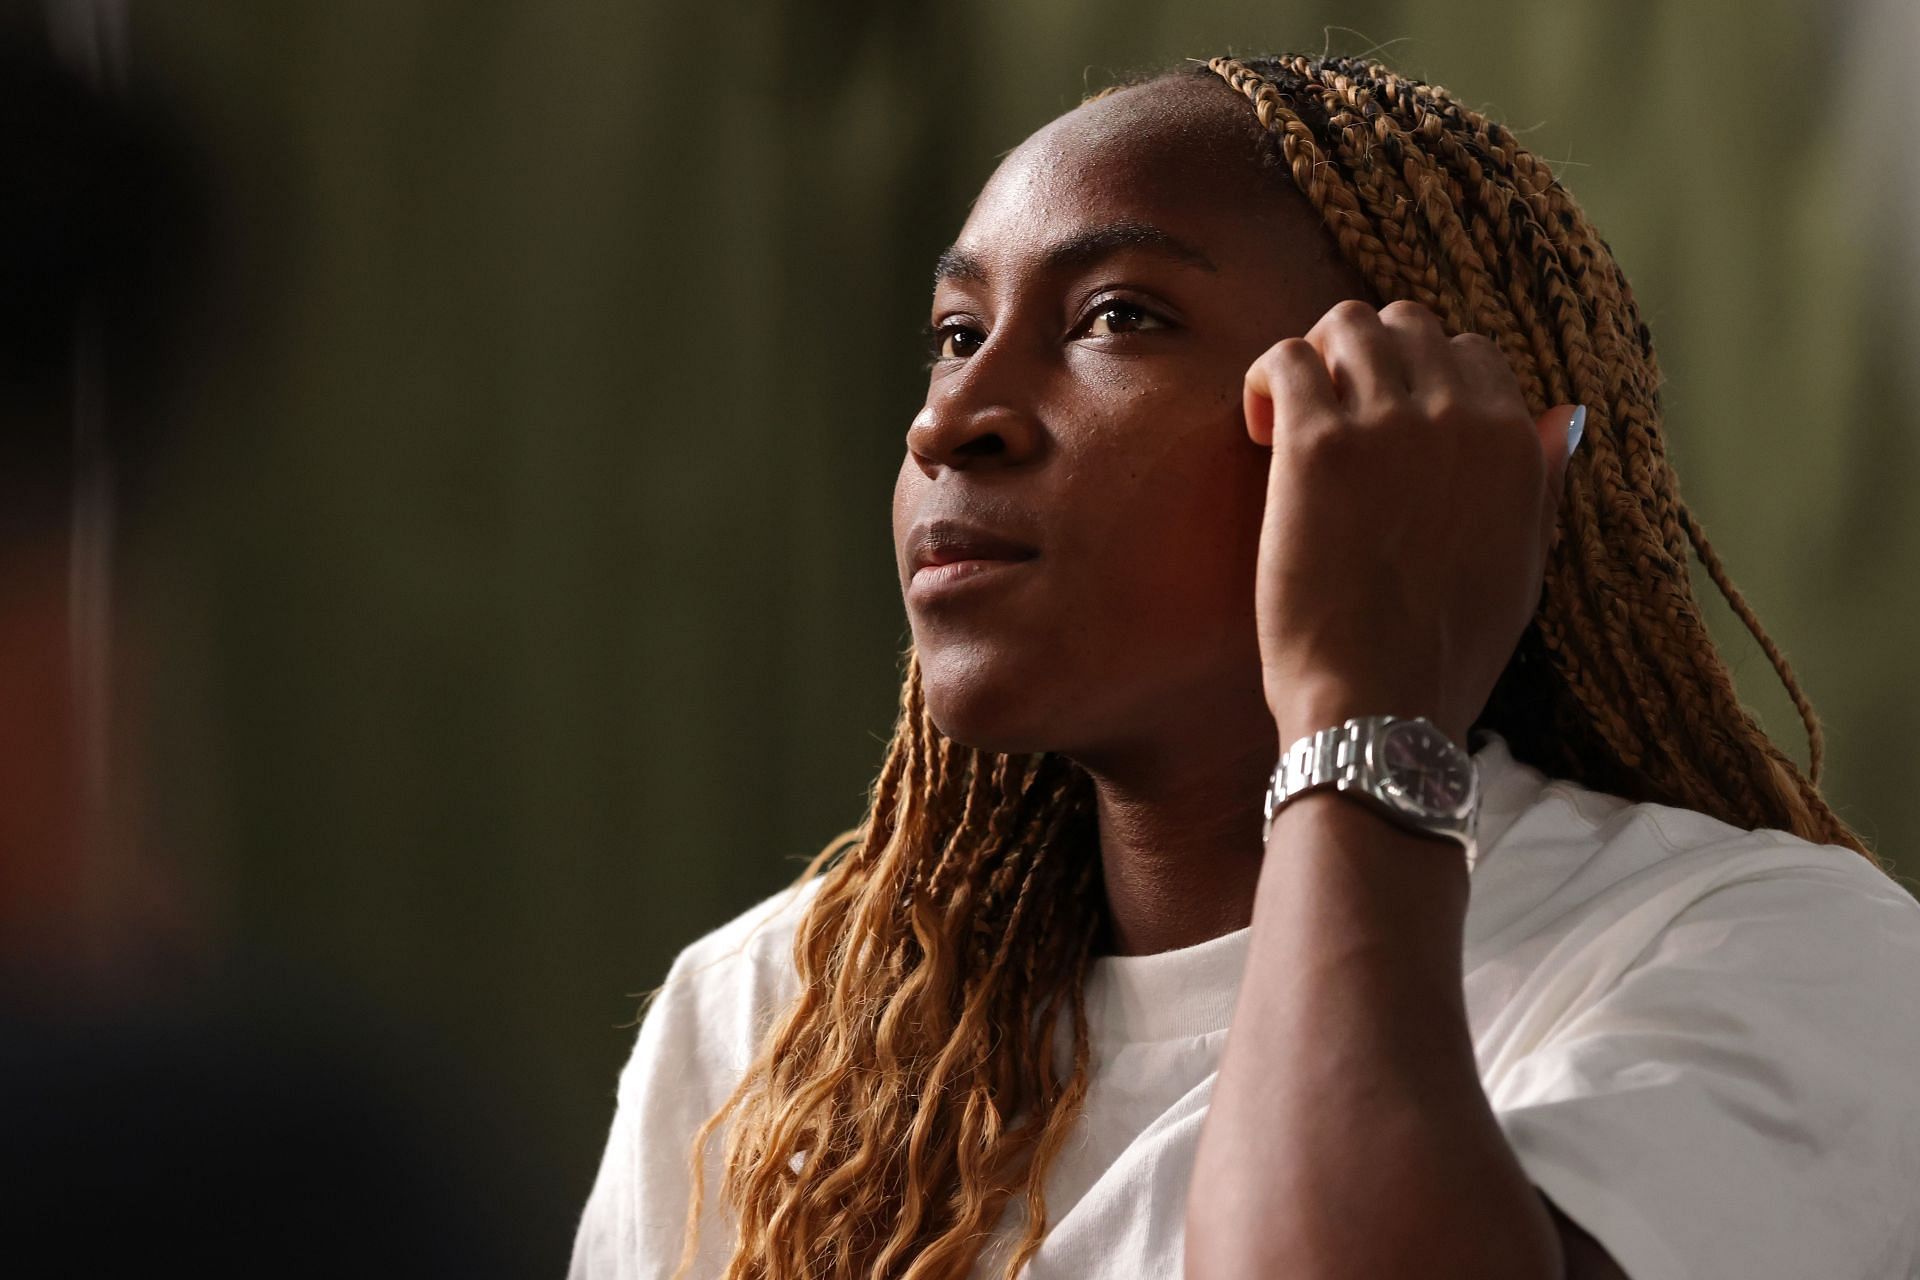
[908,554,1035,602]
[905,518,1040,604]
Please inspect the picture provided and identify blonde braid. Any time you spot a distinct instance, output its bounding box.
[677,646,1102,1280]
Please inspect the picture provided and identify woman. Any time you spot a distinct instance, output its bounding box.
[572,54,1920,1279]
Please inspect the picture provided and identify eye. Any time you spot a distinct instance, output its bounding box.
[1080,300,1168,338]
[924,322,985,363]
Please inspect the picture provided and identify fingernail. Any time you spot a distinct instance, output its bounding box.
[1567,405,1588,455]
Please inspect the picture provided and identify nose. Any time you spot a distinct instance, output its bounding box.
[905,354,1044,474]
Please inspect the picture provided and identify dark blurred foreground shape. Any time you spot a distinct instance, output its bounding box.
[1,990,527,1277]
[0,17,536,1272]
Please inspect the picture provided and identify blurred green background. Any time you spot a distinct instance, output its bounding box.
[114,0,1918,1259]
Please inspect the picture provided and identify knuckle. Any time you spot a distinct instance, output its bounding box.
[1289,418,1364,467]
[1249,336,1317,379]
[1423,387,1470,424]
[1321,298,1377,327]
[1380,298,1437,325]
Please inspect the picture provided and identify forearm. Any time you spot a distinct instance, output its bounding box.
[1185,788,1562,1280]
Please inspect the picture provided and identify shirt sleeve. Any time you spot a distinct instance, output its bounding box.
[1492,861,1920,1280]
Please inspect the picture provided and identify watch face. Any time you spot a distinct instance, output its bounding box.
[1378,719,1474,813]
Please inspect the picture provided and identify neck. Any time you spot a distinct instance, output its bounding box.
[1076,696,1278,957]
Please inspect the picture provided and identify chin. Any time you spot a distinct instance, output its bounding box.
[916,644,1061,758]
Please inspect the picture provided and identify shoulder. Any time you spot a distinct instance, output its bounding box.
[662,875,822,986]
[1467,753,1920,1277]
[582,877,825,1136]
[628,876,823,1090]
[1468,736,1919,974]
[572,881,822,1277]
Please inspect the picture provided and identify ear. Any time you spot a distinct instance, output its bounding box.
[1533,404,1585,535]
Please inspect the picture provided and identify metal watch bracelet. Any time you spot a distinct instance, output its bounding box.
[1260,715,1479,866]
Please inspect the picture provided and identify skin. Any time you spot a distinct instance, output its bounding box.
[892,75,1628,1279]
[896,78,1363,955]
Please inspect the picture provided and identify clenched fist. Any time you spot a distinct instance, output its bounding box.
[1245,298,1583,750]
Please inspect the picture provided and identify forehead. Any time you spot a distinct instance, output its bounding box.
[944,78,1326,282]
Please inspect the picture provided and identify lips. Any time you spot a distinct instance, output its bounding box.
[907,518,1039,576]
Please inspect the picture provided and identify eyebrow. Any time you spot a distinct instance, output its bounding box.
[932,221,1219,288]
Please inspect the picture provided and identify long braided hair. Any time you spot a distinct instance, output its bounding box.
[676,52,1878,1280]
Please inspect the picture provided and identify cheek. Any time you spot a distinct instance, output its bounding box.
[891,460,920,562]
[1069,394,1267,621]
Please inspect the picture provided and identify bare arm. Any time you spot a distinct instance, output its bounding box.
[1185,778,1623,1278]
[1189,298,1627,1278]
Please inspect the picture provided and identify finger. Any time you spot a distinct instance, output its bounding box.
[1532,403,1586,537]
[1449,331,1530,419]
[1305,300,1408,408]
[1243,337,1339,447]
[1377,301,1461,401]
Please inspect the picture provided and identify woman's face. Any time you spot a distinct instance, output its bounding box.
[892,79,1365,764]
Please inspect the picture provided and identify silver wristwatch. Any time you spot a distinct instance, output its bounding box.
[1262,715,1480,865]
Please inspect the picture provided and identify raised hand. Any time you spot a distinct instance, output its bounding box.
[1243,298,1584,748]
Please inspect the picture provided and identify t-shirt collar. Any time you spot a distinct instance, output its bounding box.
[1081,730,1544,1045]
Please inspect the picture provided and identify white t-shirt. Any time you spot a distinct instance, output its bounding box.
[570,732,1920,1279]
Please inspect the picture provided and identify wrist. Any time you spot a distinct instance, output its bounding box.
[1268,683,1465,750]
[1258,712,1483,864]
